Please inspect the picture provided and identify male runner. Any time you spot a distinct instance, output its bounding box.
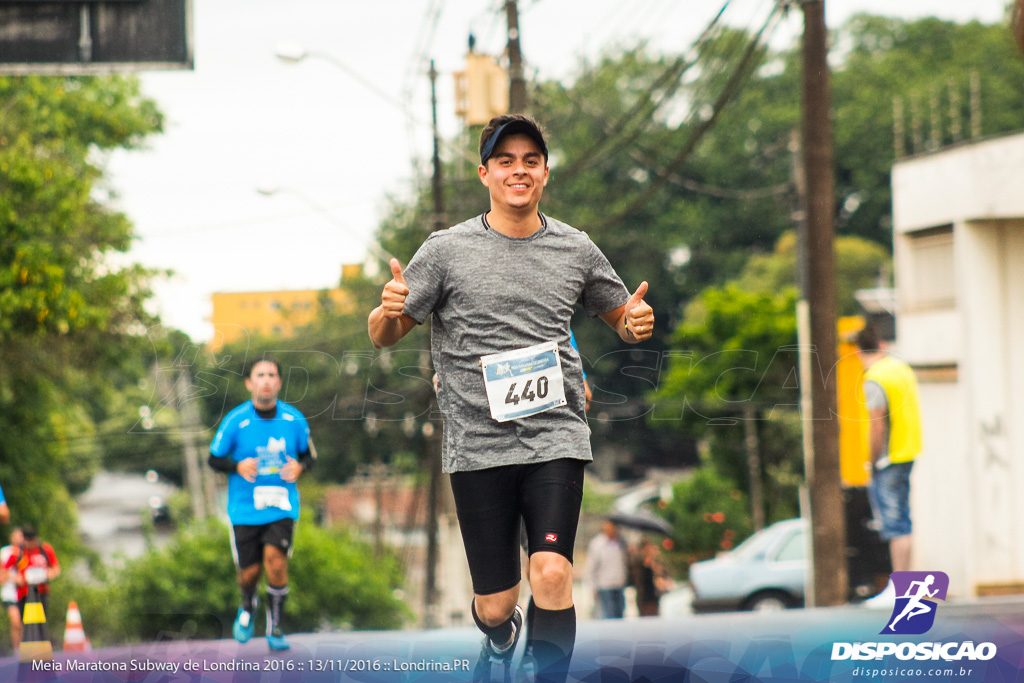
[209,357,315,651]
[368,114,654,681]
[3,526,59,640]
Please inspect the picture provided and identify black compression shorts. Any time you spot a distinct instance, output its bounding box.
[230,518,295,569]
[449,458,585,596]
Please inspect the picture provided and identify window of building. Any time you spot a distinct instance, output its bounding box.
[904,225,954,311]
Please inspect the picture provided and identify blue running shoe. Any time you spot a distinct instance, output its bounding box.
[267,626,290,651]
[233,608,254,644]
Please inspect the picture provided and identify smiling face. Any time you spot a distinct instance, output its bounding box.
[245,360,282,409]
[478,133,549,214]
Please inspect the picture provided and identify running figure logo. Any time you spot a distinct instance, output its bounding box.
[882,571,949,635]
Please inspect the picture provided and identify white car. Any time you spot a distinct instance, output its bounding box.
[689,518,807,613]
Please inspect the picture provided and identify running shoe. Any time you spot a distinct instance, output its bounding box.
[232,608,254,644]
[267,625,290,651]
[472,605,524,683]
[863,580,897,609]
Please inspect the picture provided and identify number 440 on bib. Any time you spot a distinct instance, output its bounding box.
[481,341,567,422]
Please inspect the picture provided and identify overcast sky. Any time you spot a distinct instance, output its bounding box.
[105,0,1011,342]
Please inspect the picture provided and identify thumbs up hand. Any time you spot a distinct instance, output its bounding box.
[624,281,654,341]
[381,258,410,319]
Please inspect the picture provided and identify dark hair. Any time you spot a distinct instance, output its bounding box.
[21,525,38,541]
[245,356,281,379]
[853,324,881,352]
[479,114,548,165]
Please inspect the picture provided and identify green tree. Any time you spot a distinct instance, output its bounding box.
[651,284,802,522]
[737,231,891,315]
[661,463,752,560]
[831,14,1024,245]
[0,75,164,549]
[90,516,406,644]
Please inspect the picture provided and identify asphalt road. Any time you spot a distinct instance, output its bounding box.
[3,596,1023,682]
[76,472,176,560]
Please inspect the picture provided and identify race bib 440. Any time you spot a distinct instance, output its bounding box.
[481,341,567,422]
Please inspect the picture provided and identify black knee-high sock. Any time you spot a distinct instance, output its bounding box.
[266,584,289,633]
[525,599,575,682]
[471,600,515,647]
[240,587,258,614]
[526,598,537,640]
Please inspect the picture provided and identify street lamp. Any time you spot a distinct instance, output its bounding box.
[273,43,408,110]
[255,184,390,273]
[273,43,478,167]
[273,41,306,64]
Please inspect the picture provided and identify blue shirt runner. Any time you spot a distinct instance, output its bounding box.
[210,401,309,525]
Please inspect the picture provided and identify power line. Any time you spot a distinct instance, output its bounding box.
[401,0,446,167]
[593,5,783,230]
[555,0,733,181]
[662,173,789,200]
[282,48,478,167]
[551,3,784,206]
[583,0,663,51]
[472,0,507,55]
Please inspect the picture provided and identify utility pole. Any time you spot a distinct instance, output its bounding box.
[743,406,765,532]
[180,372,217,515]
[422,417,441,629]
[430,60,445,233]
[422,59,445,629]
[176,370,208,520]
[790,127,818,604]
[505,0,526,112]
[801,0,847,607]
[370,460,387,558]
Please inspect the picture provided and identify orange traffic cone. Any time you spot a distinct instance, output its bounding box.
[19,586,53,662]
[63,601,90,653]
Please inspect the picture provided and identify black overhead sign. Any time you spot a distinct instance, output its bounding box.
[0,0,192,74]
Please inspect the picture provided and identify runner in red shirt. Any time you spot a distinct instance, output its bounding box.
[1,526,60,621]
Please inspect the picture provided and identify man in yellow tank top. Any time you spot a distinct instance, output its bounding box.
[855,325,923,574]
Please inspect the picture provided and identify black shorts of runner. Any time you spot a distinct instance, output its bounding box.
[450,458,585,596]
[230,518,295,569]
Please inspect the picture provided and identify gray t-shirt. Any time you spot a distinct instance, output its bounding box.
[864,379,890,459]
[402,213,630,473]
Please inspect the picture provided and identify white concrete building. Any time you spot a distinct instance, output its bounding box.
[891,130,1024,597]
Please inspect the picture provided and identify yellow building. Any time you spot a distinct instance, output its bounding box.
[209,268,360,351]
